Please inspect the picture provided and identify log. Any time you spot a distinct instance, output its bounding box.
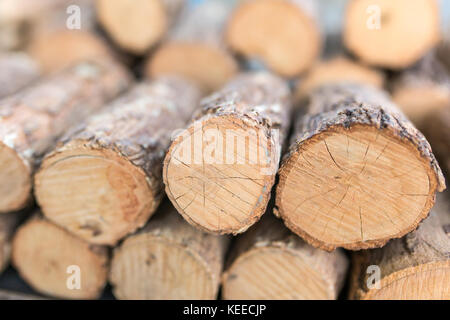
[28,30,112,74]
[349,193,450,300]
[275,83,446,251]
[226,0,321,77]
[163,72,292,235]
[96,0,185,55]
[109,201,229,300]
[0,59,131,214]
[390,54,450,127]
[344,0,441,69]
[12,215,109,299]
[0,52,40,98]
[296,56,385,101]
[0,213,23,274]
[146,0,238,92]
[35,77,202,245]
[222,214,348,300]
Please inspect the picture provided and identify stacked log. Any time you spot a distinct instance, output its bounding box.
[163,72,292,235]
[110,201,228,300]
[222,214,348,300]
[0,59,131,213]
[35,77,202,245]
[276,83,445,251]
[0,52,40,98]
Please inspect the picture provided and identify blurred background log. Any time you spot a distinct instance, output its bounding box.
[0,52,40,98]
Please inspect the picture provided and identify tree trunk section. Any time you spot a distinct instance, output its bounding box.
[226,0,321,77]
[12,214,109,299]
[146,0,238,92]
[164,72,292,235]
[276,83,446,251]
[349,192,450,300]
[0,52,40,98]
[109,201,229,300]
[222,213,348,300]
[0,58,131,213]
[344,0,440,68]
[35,77,202,245]
[96,0,185,54]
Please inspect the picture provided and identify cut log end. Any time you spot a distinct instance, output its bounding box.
[164,116,276,235]
[277,125,441,251]
[0,142,31,213]
[12,217,108,299]
[35,143,155,245]
[226,0,320,77]
[146,43,237,92]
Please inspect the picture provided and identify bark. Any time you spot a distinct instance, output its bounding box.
[164,72,292,235]
[35,77,202,245]
[0,52,40,98]
[0,58,131,213]
[349,193,450,300]
[222,214,348,300]
[276,83,446,251]
[110,201,229,300]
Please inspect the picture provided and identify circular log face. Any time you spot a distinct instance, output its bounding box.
[35,146,154,245]
[0,142,31,213]
[110,234,216,300]
[222,247,332,300]
[164,116,276,234]
[277,126,434,250]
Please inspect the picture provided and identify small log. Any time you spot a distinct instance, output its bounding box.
[146,0,238,92]
[344,0,441,69]
[28,30,112,73]
[0,59,131,213]
[0,52,40,98]
[12,215,109,299]
[96,0,185,55]
[349,193,450,300]
[222,214,348,300]
[0,213,22,274]
[35,77,202,245]
[164,72,292,235]
[226,0,321,77]
[295,56,385,101]
[276,83,446,251]
[109,201,229,300]
[391,54,450,127]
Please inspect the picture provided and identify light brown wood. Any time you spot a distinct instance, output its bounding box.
[276,83,446,251]
[146,0,238,92]
[0,59,131,214]
[344,0,441,69]
[391,54,450,127]
[349,192,450,300]
[164,72,292,235]
[222,214,348,300]
[28,30,112,73]
[296,56,385,101]
[12,215,109,299]
[226,0,321,77]
[0,52,40,98]
[0,213,23,274]
[96,0,185,54]
[110,201,229,300]
[35,77,202,245]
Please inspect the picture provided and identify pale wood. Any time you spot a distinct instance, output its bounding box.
[222,214,348,300]
[0,59,131,213]
[276,83,446,251]
[110,202,229,300]
[226,0,321,77]
[146,0,238,92]
[35,77,202,245]
[344,0,441,68]
[0,213,22,274]
[349,192,450,300]
[0,52,40,98]
[12,215,109,299]
[164,72,292,235]
[96,0,185,54]
[391,54,450,127]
